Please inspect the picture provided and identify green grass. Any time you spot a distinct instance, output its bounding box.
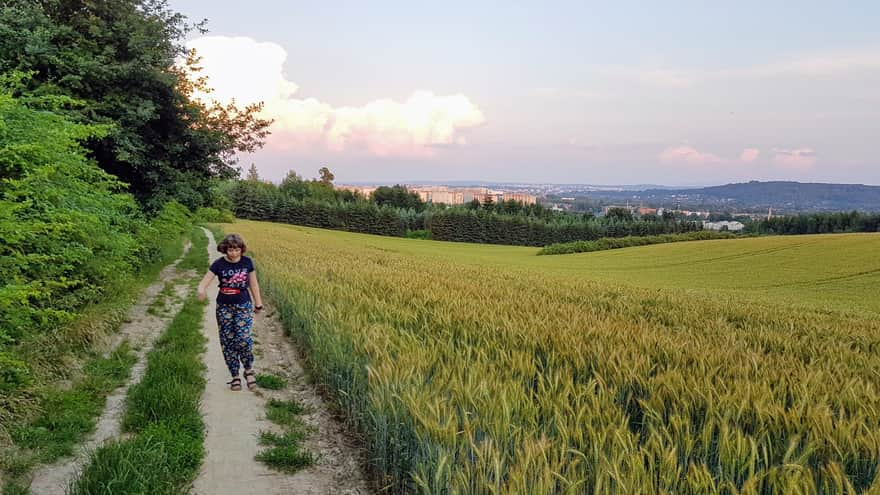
[203,223,226,250]
[0,481,28,495]
[69,265,207,494]
[256,398,314,473]
[255,373,287,390]
[265,398,308,426]
[146,281,176,316]
[7,342,136,466]
[255,435,315,473]
[0,229,190,433]
[177,227,209,273]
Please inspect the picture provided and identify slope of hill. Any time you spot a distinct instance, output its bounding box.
[639,181,880,212]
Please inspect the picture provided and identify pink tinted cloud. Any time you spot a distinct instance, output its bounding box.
[659,145,721,165]
[773,148,817,168]
[740,148,760,162]
[185,36,485,158]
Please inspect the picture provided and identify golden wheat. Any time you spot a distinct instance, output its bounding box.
[228,221,880,494]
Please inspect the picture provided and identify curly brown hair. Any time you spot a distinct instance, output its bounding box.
[217,234,247,254]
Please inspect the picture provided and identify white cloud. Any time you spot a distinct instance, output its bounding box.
[185,36,485,157]
[659,145,721,164]
[773,148,817,168]
[740,148,760,162]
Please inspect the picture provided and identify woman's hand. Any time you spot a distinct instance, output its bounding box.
[197,271,215,302]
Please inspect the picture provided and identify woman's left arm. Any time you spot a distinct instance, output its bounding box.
[249,271,263,311]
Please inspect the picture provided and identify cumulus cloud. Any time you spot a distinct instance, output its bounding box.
[659,145,721,164]
[661,145,817,169]
[773,148,817,168]
[185,36,485,157]
[740,148,760,162]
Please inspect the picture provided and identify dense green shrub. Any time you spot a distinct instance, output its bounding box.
[0,84,193,349]
[0,88,139,341]
[405,229,432,240]
[539,231,738,255]
[194,207,234,224]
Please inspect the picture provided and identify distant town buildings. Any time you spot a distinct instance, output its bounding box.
[703,221,745,231]
[335,185,537,205]
[336,185,377,197]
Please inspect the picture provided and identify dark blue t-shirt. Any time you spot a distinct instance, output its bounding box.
[210,256,255,305]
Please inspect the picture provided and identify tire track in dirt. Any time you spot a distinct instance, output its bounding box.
[28,242,196,495]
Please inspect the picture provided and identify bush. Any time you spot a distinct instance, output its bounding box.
[539,231,737,255]
[0,351,31,392]
[0,86,146,341]
[405,229,432,240]
[194,207,234,223]
[0,81,199,350]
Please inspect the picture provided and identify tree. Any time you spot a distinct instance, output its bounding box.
[0,0,272,211]
[372,185,424,211]
[246,164,260,181]
[279,169,309,199]
[318,166,335,186]
[605,207,633,222]
[482,195,495,211]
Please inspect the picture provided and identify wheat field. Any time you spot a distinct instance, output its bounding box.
[226,221,880,494]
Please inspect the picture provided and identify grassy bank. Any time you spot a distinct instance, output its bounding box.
[0,228,200,493]
[68,228,207,494]
[227,220,880,493]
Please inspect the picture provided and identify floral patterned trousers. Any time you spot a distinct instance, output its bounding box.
[216,302,254,377]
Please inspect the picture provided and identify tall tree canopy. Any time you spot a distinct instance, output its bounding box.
[0,0,271,211]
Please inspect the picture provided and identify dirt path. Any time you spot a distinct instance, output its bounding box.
[193,227,369,495]
[28,242,196,495]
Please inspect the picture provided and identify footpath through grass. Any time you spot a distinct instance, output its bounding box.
[3,344,136,477]
[67,228,208,495]
[1,228,205,494]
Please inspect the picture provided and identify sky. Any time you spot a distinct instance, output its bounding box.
[169,1,880,186]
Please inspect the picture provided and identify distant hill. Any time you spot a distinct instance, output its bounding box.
[631,181,880,212]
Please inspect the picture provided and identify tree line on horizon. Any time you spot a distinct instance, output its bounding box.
[226,169,703,246]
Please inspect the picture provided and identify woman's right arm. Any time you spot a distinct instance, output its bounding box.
[197,271,216,301]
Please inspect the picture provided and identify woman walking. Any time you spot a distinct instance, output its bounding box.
[197,233,264,391]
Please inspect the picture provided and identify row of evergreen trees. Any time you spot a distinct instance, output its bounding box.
[745,211,880,235]
[226,178,701,246]
[425,209,700,246]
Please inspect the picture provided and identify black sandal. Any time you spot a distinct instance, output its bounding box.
[243,369,257,391]
[228,377,242,391]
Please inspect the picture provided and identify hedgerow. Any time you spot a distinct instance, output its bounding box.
[538,231,738,255]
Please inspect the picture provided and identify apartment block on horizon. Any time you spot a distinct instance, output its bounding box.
[336,184,537,206]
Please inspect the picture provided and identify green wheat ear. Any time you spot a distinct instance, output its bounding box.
[236,220,880,493]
